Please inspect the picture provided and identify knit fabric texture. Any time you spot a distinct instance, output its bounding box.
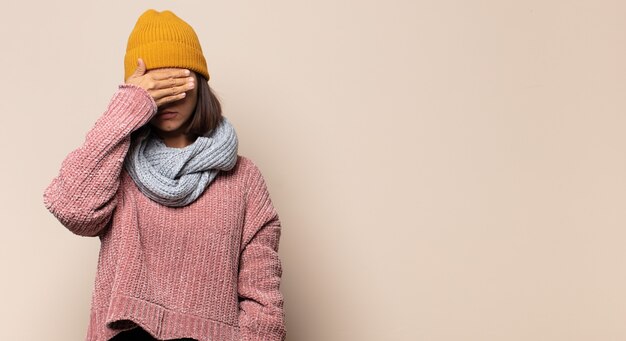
[42,83,285,341]
[123,116,239,207]
[124,9,210,82]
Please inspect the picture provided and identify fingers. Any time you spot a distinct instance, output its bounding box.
[148,77,194,97]
[151,68,190,80]
[163,76,194,90]
[140,76,194,95]
[147,68,193,91]
[152,81,194,101]
[155,92,187,107]
[126,61,194,106]
[132,58,147,77]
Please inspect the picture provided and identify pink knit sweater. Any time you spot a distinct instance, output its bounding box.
[42,84,286,341]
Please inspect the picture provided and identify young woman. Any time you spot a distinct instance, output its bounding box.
[42,9,286,341]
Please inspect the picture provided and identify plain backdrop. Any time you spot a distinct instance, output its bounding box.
[1,1,625,340]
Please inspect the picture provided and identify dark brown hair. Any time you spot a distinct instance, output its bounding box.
[184,72,223,137]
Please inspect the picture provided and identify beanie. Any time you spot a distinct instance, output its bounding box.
[124,9,210,82]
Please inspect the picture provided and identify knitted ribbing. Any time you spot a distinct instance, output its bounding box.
[42,83,286,341]
[124,9,210,82]
[123,116,239,207]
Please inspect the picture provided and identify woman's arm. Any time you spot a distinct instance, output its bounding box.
[238,161,286,341]
[42,83,157,237]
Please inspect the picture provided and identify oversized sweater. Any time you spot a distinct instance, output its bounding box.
[42,83,286,341]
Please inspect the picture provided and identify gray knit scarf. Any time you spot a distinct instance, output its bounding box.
[123,116,239,207]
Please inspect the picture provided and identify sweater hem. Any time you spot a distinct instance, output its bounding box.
[87,294,240,341]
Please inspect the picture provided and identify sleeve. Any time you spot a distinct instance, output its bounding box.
[238,161,286,341]
[42,83,157,237]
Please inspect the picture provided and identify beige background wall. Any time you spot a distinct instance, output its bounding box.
[1,1,625,340]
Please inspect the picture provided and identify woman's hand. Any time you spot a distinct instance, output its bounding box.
[125,58,195,107]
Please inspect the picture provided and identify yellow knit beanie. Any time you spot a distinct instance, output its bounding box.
[124,9,210,82]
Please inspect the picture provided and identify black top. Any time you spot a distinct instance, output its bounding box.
[108,326,198,341]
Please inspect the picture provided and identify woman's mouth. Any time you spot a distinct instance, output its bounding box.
[157,111,177,119]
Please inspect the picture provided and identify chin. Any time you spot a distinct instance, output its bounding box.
[154,126,184,133]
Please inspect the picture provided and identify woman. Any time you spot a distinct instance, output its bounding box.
[42,9,286,341]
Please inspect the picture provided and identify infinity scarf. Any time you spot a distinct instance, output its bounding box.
[123,116,239,207]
